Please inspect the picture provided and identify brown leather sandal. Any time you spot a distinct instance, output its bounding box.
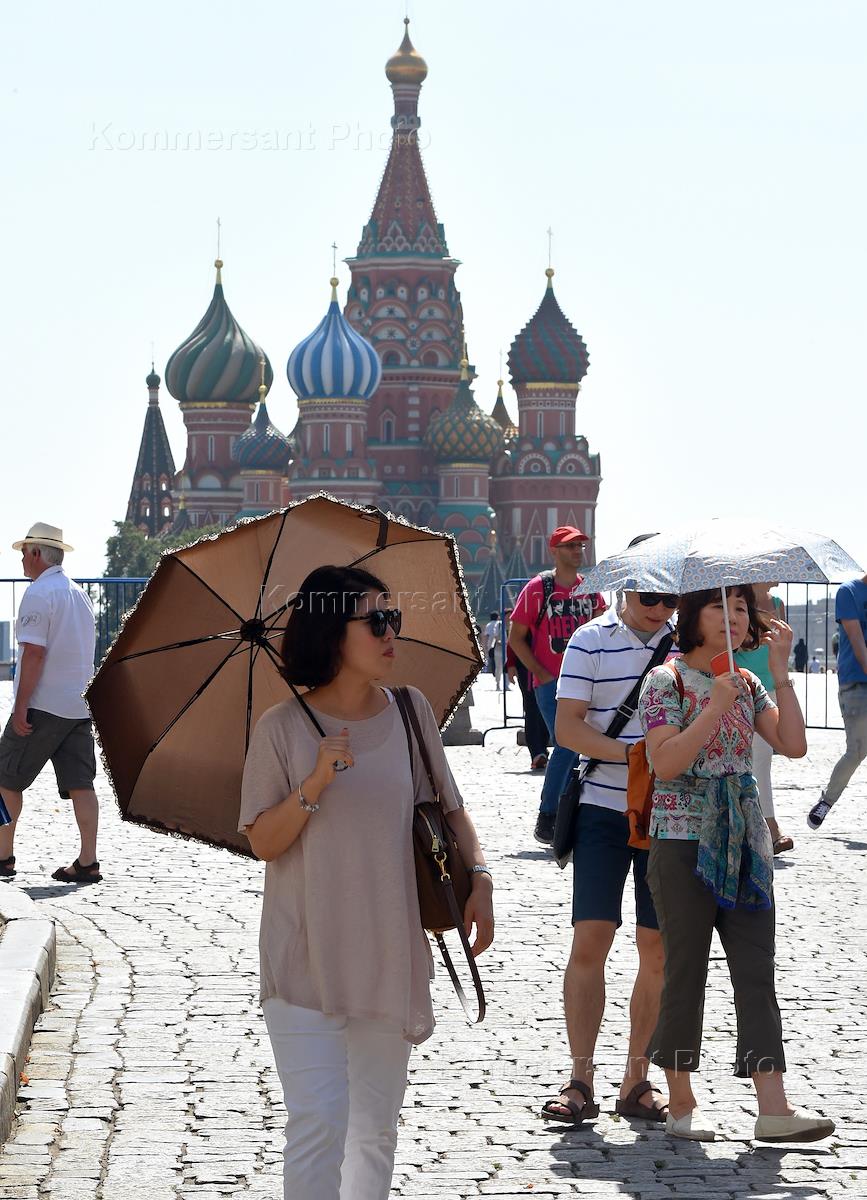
[615,1080,669,1122]
[0,856,15,878]
[540,1078,599,1126]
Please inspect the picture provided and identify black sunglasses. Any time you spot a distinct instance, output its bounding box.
[638,592,678,609]
[348,608,402,637]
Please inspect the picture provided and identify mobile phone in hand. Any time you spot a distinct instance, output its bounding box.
[711,651,733,676]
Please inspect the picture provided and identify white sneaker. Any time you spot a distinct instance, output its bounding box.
[666,1107,716,1141]
[754,1109,835,1143]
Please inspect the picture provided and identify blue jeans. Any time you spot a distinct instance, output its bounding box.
[534,680,577,816]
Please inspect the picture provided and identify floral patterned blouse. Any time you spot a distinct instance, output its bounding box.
[637,657,773,840]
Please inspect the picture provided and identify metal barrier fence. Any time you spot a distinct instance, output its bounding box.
[480,579,846,740]
[0,578,148,676]
[0,576,848,733]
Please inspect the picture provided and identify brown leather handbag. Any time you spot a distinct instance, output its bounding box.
[393,687,485,1024]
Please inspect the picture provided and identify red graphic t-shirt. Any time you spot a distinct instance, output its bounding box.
[511,573,607,688]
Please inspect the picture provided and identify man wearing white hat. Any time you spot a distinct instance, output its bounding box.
[0,523,101,882]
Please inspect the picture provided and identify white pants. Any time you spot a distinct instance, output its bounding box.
[263,999,411,1200]
[752,688,776,821]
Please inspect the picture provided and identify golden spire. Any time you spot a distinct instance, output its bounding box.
[385,17,428,85]
[215,216,223,283]
[330,276,339,302]
[545,266,555,289]
[215,258,224,284]
[497,378,504,397]
[258,357,267,401]
[459,333,469,381]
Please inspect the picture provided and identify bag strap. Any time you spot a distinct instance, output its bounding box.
[534,570,557,629]
[394,687,486,1025]
[578,630,675,784]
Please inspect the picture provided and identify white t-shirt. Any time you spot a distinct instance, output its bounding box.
[556,608,674,813]
[15,567,96,719]
[483,619,501,646]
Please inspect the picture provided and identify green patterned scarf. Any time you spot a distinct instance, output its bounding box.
[691,773,774,910]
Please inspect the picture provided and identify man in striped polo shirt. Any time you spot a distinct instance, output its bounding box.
[540,578,677,1126]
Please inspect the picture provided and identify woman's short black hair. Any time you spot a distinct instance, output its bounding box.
[676,585,769,654]
[280,564,389,689]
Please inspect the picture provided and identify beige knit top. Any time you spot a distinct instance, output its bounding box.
[239,686,464,1045]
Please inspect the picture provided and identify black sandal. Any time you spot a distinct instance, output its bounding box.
[51,858,102,884]
[540,1078,600,1126]
[0,855,15,878]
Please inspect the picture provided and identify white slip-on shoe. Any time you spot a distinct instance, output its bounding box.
[666,1107,716,1141]
[754,1110,835,1143]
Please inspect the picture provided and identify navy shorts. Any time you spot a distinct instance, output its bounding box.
[571,803,659,930]
[0,709,96,798]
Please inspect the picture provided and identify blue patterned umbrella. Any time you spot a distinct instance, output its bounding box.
[578,519,863,670]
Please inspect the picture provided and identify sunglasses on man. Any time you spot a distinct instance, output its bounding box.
[638,592,678,609]
[348,608,402,637]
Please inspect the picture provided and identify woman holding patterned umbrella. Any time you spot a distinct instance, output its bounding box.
[637,586,834,1143]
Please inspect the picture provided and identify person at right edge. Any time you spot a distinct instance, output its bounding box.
[638,586,834,1143]
[808,572,867,830]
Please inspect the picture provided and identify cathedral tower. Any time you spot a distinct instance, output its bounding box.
[125,367,177,536]
[492,267,601,568]
[165,259,273,527]
[344,18,464,526]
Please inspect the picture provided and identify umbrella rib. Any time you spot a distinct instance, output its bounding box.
[256,509,290,622]
[145,641,240,757]
[395,635,480,664]
[173,557,246,624]
[109,631,244,666]
[346,534,436,571]
[245,638,256,754]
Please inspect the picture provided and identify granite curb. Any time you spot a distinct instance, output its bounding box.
[0,885,56,1146]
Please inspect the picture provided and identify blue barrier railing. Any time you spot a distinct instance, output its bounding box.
[0,578,149,674]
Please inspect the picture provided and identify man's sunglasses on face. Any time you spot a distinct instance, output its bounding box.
[348,608,402,637]
[638,592,678,609]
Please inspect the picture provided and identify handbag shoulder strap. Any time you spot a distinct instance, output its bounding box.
[394,686,441,805]
[580,631,674,782]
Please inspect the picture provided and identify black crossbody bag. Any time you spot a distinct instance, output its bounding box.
[552,633,674,869]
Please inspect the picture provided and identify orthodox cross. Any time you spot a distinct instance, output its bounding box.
[331,242,338,276]
[217,217,222,260]
[547,226,553,268]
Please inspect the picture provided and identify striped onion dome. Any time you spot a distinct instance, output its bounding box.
[233,400,292,472]
[426,362,505,464]
[287,278,382,401]
[165,260,273,404]
[508,268,589,386]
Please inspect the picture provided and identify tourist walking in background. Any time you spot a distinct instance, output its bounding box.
[539,578,677,1128]
[809,573,867,830]
[508,527,606,843]
[507,639,549,770]
[735,582,794,855]
[794,638,808,672]
[239,565,494,1200]
[638,586,834,1143]
[0,523,101,883]
[482,610,507,690]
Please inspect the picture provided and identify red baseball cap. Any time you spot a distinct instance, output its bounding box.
[549,525,589,548]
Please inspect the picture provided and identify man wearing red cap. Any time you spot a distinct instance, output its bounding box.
[509,528,606,843]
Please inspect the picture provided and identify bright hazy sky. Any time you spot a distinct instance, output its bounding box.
[2,1,865,580]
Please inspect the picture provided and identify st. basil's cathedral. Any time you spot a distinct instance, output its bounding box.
[124,20,602,595]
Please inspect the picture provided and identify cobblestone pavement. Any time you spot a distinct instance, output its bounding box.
[1,679,865,1199]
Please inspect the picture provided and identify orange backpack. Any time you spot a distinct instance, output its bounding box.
[625,662,756,850]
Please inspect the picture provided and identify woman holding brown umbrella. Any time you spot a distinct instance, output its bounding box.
[239,564,494,1200]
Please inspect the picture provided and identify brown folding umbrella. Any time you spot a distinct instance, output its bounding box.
[87,495,482,856]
